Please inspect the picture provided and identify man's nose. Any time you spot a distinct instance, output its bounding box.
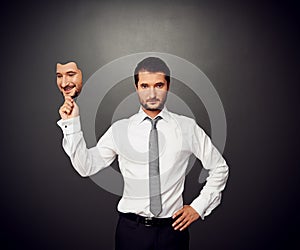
[149,87,156,98]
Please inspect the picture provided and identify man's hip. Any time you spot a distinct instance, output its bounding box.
[115,212,189,250]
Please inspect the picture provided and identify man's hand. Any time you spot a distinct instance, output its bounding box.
[172,205,200,231]
[59,96,79,120]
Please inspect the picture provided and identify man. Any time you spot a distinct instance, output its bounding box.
[56,61,83,98]
[57,57,229,250]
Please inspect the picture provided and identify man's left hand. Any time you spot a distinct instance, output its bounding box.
[172,205,200,231]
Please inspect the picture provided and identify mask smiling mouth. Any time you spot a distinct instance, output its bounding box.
[63,85,75,92]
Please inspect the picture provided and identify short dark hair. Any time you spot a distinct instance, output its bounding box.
[134,57,170,87]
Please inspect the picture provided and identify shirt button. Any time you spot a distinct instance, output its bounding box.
[65,125,67,128]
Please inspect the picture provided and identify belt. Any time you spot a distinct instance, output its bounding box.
[119,212,174,227]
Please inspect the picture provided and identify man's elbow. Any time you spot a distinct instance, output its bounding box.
[74,166,92,177]
[78,171,90,177]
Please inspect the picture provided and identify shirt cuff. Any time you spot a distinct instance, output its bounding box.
[190,193,220,220]
[190,198,208,220]
[57,116,81,135]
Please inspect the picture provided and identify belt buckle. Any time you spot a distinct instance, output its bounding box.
[144,217,153,227]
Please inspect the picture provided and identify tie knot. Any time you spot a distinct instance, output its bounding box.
[147,116,162,129]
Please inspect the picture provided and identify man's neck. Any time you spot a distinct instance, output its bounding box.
[142,108,162,119]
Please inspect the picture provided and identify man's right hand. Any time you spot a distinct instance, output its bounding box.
[59,96,79,120]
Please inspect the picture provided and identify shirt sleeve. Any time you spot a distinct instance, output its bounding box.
[189,121,229,220]
[57,116,117,177]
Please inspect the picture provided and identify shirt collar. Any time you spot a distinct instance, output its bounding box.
[134,106,171,124]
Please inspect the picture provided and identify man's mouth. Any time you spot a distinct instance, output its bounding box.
[147,99,159,104]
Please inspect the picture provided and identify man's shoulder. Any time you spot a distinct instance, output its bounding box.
[110,111,140,128]
[111,118,130,128]
[167,110,208,139]
[167,110,197,126]
[167,110,208,135]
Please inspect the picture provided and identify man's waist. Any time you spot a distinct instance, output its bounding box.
[117,197,183,218]
[119,212,174,227]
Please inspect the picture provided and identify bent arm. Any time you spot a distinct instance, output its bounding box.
[190,122,229,220]
[57,116,116,177]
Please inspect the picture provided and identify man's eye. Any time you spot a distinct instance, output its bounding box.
[68,73,76,76]
[57,75,62,78]
[156,83,164,88]
[141,84,148,89]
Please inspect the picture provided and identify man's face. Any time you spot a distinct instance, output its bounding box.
[136,71,169,111]
[56,62,82,97]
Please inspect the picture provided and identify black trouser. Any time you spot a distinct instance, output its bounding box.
[115,213,190,250]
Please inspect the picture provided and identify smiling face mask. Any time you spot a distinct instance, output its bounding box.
[56,61,82,98]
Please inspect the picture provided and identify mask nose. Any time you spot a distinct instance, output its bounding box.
[61,76,68,88]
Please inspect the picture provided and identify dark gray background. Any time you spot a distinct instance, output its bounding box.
[1,0,299,249]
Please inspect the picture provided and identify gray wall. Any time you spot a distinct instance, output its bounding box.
[1,0,299,249]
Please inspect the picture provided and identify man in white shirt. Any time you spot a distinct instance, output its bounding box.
[57,57,229,250]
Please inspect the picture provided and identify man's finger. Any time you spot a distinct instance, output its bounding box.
[179,220,192,231]
[62,106,71,114]
[174,217,189,230]
[172,208,184,219]
[172,214,184,227]
[64,100,74,108]
[64,97,74,108]
[59,106,67,114]
[64,95,74,102]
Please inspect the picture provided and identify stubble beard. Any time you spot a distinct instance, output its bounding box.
[142,103,163,111]
[140,95,167,111]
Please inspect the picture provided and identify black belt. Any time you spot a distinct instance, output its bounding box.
[119,212,174,227]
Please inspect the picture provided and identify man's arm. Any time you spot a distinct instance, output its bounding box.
[189,122,229,219]
[57,96,116,176]
[172,121,229,230]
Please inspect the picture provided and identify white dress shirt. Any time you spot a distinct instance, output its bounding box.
[57,107,229,219]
